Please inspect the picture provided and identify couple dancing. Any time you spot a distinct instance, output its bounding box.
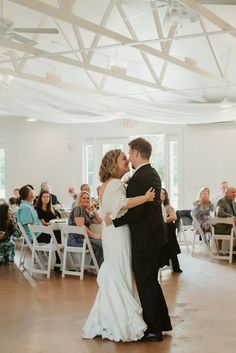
[83,137,172,342]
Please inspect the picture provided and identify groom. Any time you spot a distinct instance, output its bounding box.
[113,137,172,341]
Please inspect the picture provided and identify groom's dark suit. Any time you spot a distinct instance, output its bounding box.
[113,163,172,333]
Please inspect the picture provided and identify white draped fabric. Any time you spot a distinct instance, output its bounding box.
[0,80,235,125]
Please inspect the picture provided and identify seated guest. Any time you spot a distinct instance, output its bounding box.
[192,187,214,234]
[0,203,21,264]
[215,186,236,251]
[80,183,91,193]
[215,186,236,234]
[8,197,18,218]
[35,191,60,226]
[211,181,229,210]
[17,185,50,244]
[71,183,91,209]
[35,191,61,265]
[13,188,20,205]
[68,191,103,267]
[40,181,62,209]
[160,188,182,273]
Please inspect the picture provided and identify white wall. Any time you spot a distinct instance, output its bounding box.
[0,117,236,208]
[183,123,236,207]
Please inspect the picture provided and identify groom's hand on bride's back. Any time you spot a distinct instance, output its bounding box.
[146,187,155,202]
[104,213,113,226]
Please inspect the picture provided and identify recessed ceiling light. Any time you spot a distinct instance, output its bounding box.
[26,118,37,122]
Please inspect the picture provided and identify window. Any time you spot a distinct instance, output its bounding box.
[84,135,179,207]
[85,143,94,192]
[0,147,5,199]
[130,134,165,181]
[131,134,178,207]
[85,138,127,194]
[169,139,178,209]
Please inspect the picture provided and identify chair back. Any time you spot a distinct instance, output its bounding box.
[17,222,33,249]
[176,210,192,231]
[17,222,45,270]
[29,224,62,263]
[59,224,99,279]
[209,217,236,263]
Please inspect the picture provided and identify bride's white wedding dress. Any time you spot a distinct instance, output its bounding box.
[82,179,147,342]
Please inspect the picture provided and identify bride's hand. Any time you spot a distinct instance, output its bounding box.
[145,187,155,202]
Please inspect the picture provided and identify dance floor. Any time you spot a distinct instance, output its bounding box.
[1,246,236,353]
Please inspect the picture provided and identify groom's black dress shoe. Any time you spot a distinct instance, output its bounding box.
[140,332,163,342]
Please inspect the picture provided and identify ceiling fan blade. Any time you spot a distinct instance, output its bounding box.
[9,33,37,46]
[13,28,59,34]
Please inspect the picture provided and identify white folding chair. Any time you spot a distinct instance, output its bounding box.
[191,212,211,256]
[60,225,99,280]
[29,224,63,278]
[17,222,44,272]
[209,217,236,263]
[176,210,195,253]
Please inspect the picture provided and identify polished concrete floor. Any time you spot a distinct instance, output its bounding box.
[1,245,236,353]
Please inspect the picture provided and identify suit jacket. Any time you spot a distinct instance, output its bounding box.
[113,164,167,252]
[215,197,236,234]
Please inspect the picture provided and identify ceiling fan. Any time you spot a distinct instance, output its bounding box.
[0,0,59,46]
[123,0,199,24]
[122,0,167,21]
[0,17,59,46]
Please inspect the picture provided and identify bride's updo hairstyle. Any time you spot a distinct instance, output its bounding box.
[99,149,122,182]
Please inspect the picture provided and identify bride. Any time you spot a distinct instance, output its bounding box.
[82,149,155,342]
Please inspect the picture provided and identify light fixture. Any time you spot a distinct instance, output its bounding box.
[163,0,199,27]
[220,97,232,109]
[26,118,37,122]
[109,50,127,75]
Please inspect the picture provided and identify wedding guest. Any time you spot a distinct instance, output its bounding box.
[211,181,229,209]
[17,185,50,243]
[80,184,91,193]
[192,187,214,234]
[72,184,92,209]
[216,186,236,223]
[215,186,236,250]
[13,188,20,205]
[68,191,103,267]
[0,203,21,264]
[40,181,62,208]
[35,190,61,265]
[160,188,182,273]
[8,197,18,219]
[35,191,60,226]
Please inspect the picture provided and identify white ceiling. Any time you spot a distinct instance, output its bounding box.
[0,0,236,124]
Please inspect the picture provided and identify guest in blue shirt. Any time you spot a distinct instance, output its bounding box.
[17,185,50,243]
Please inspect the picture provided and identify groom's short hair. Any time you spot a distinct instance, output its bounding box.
[129,137,152,159]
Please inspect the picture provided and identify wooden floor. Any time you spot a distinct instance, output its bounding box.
[1,246,236,353]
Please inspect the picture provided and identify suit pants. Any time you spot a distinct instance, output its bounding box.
[132,249,172,333]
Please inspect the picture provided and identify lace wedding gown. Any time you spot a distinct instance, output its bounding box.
[82,179,147,342]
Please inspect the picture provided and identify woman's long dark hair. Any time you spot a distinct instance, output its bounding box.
[36,191,54,214]
[0,203,14,232]
[162,188,170,206]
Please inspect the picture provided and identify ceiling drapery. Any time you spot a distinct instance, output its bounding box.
[0,0,235,124]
